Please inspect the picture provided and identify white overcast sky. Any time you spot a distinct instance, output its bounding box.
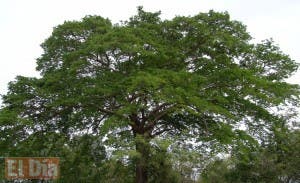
[0,0,300,99]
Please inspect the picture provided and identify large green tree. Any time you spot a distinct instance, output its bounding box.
[1,7,299,183]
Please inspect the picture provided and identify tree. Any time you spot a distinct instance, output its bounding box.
[200,128,300,183]
[0,7,299,183]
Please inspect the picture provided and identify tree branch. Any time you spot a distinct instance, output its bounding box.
[150,127,172,137]
[142,103,170,123]
[144,104,176,132]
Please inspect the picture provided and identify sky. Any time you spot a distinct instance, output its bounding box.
[0,0,300,99]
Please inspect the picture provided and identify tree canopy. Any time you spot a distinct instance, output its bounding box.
[0,7,299,183]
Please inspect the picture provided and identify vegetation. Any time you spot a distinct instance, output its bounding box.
[201,128,300,183]
[0,7,299,183]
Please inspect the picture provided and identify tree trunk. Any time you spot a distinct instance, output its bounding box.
[136,159,147,183]
[135,134,150,183]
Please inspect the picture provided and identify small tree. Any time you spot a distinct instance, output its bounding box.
[201,129,300,183]
[0,7,299,183]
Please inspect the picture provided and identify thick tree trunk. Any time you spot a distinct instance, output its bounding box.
[136,160,147,183]
[135,134,150,183]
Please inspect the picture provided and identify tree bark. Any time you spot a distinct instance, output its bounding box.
[136,159,147,183]
[135,134,150,183]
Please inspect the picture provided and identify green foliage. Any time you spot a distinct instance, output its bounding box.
[147,141,181,183]
[97,159,135,183]
[200,159,232,183]
[200,129,300,183]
